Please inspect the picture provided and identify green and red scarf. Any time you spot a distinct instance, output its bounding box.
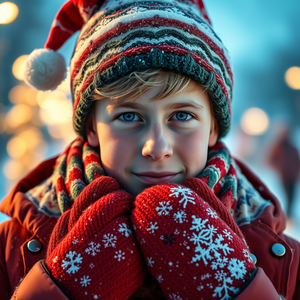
[26,138,271,226]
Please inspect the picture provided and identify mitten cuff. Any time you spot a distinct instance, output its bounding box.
[235,268,279,300]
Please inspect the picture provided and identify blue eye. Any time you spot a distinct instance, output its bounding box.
[118,113,141,122]
[172,112,194,122]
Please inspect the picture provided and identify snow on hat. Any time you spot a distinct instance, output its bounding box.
[24,0,233,139]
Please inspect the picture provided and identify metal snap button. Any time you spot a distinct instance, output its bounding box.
[250,253,257,264]
[27,239,42,253]
[271,243,286,257]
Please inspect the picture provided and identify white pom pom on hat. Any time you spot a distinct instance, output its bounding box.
[24,48,66,91]
[23,0,85,91]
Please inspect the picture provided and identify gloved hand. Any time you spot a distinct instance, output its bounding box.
[131,183,256,300]
[45,176,146,300]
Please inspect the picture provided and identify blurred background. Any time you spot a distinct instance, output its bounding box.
[0,0,299,241]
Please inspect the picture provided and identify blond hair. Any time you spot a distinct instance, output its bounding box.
[92,68,216,129]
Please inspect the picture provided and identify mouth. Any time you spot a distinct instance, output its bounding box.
[133,172,179,184]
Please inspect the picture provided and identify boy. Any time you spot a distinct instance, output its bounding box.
[0,0,299,299]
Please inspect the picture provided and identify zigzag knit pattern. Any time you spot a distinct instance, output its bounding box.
[68,0,233,139]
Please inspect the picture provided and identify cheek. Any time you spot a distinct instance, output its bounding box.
[176,128,210,176]
[97,123,137,170]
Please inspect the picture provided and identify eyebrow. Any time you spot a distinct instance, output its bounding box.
[106,101,204,113]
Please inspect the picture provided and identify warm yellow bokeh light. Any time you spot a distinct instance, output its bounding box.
[3,159,24,180]
[57,70,71,94]
[8,85,29,104]
[0,2,19,24]
[12,55,28,81]
[285,67,300,90]
[241,108,269,135]
[25,88,38,105]
[6,136,27,158]
[48,123,76,140]
[18,127,43,149]
[37,91,73,125]
[6,104,32,127]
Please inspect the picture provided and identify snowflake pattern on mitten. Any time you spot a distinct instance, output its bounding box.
[46,191,146,300]
[132,184,256,300]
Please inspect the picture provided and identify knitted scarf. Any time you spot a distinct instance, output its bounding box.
[26,137,271,226]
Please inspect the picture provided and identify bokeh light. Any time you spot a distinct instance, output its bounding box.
[3,159,24,180]
[8,85,29,104]
[5,104,32,127]
[285,67,300,90]
[37,90,73,125]
[240,107,269,135]
[12,55,28,80]
[6,136,27,158]
[0,2,19,24]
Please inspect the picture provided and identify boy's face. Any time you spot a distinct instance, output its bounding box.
[87,81,219,196]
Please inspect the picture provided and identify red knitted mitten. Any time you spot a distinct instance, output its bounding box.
[46,189,146,300]
[132,183,256,300]
[47,176,120,256]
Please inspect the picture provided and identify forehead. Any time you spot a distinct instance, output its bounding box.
[104,80,209,112]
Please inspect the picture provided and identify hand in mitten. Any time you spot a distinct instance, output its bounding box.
[46,187,146,300]
[131,183,256,300]
[47,176,120,255]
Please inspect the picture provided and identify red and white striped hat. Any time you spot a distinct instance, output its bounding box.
[24,0,233,139]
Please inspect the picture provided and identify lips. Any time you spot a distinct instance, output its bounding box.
[133,172,179,184]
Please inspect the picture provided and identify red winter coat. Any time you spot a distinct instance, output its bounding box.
[0,157,299,300]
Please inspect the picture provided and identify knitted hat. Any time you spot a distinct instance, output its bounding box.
[24,0,233,139]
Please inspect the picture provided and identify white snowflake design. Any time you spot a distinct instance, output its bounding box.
[85,241,101,256]
[222,229,233,241]
[102,233,117,248]
[206,208,218,219]
[114,250,125,261]
[62,251,83,274]
[147,222,159,233]
[169,186,195,208]
[211,257,228,270]
[147,257,155,267]
[228,258,246,279]
[156,201,173,216]
[173,210,187,223]
[80,275,91,287]
[72,237,79,245]
[243,249,253,263]
[169,293,182,300]
[189,219,234,265]
[190,215,208,231]
[89,263,95,269]
[157,274,163,283]
[118,223,132,237]
[213,275,239,300]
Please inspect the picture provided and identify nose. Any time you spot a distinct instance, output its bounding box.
[141,123,173,161]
